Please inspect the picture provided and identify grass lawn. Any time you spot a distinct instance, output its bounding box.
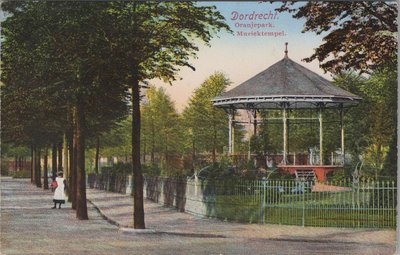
[210,193,396,228]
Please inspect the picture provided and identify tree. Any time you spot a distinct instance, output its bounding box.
[1,1,129,219]
[141,86,182,173]
[96,117,132,163]
[276,2,397,74]
[334,70,397,178]
[182,72,231,165]
[106,2,230,228]
[1,3,64,186]
[2,1,230,227]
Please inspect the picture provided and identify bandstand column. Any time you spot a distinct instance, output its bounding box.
[318,106,324,165]
[228,110,235,155]
[282,104,288,164]
[253,109,257,136]
[340,105,345,165]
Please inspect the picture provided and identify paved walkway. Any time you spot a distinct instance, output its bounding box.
[1,177,397,255]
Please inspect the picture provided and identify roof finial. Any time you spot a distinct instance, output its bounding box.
[284,42,288,58]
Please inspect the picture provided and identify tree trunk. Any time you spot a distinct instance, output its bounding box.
[94,136,100,174]
[142,141,146,163]
[192,139,196,170]
[151,119,155,164]
[164,136,168,172]
[76,99,88,220]
[19,156,23,172]
[376,142,382,180]
[68,129,76,207]
[43,148,49,190]
[58,141,63,173]
[70,108,77,209]
[14,156,18,172]
[31,144,36,184]
[212,123,217,164]
[36,148,42,188]
[131,77,145,229]
[52,144,57,178]
[63,134,69,187]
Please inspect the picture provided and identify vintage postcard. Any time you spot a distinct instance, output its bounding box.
[1,1,397,254]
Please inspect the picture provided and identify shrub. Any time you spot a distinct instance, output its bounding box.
[1,163,9,176]
[12,170,31,178]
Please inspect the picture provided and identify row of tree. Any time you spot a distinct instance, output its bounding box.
[94,72,238,175]
[1,1,229,228]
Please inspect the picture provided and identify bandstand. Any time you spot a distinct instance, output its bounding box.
[212,43,361,181]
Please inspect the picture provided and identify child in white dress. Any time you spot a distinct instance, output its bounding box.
[52,172,66,209]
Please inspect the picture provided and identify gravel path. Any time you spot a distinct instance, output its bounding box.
[1,177,396,255]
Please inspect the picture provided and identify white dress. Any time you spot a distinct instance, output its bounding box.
[53,177,65,203]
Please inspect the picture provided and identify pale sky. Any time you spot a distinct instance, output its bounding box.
[0,2,331,113]
[152,2,331,112]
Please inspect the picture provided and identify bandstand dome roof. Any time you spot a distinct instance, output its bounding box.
[212,53,361,109]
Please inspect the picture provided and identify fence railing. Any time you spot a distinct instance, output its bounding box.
[89,173,396,228]
[88,172,128,194]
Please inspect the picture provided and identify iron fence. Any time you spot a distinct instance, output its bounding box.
[90,173,396,228]
[88,172,127,194]
[143,177,396,228]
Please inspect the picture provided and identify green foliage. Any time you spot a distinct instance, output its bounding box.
[334,69,397,178]
[382,136,397,177]
[1,163,10,176]
[1,144,31,159]
[277,2,397,74]
[12,170,31,179]
[275,2,397,180]
[258,109,321,155]
[142,163,162,177]
[1,1,231,224]
[182,72,232,164]
[330,169,350,183]
[96,118,132,159]
[100,162,131,175]
[1,1,129,149]
[141,86,182,171]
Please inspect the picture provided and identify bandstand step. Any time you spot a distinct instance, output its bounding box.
[295,169,316,181]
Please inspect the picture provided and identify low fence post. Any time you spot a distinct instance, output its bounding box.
[106,173,110,191]
[126,175,132,195]
[261,178,266,224]
[302,181,305,227]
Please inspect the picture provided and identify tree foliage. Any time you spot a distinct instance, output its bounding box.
[277,2,397,74]
[103,2,229,228]
[1,1,230,227]
[334,70,397,178]
[1,1,130,220]
[141,86,182,174]
[182,72,231,164]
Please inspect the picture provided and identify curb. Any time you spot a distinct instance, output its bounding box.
[87,199,130,229]
[119,227,157,234]
[87,199,227,238]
